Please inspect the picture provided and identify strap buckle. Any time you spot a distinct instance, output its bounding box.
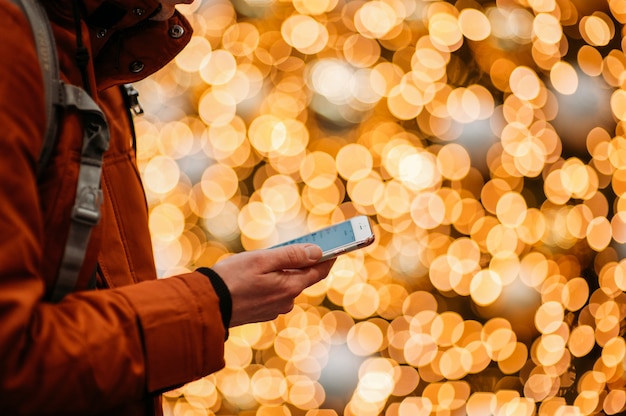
[72,186,102,226]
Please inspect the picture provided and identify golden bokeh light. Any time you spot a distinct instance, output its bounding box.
[131,0,626,415]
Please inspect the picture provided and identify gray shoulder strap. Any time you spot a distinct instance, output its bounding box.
[51,84,110,302]
[11,0,110,302]
[9,0,61,179]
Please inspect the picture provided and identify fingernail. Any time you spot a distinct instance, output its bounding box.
[305,245,320,260]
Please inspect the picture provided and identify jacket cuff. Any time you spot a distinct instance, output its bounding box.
[119,272,226,392]
[196,267,232,339]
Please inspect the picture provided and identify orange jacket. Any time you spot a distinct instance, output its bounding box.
[0,1,226,415]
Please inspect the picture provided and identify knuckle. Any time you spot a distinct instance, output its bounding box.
[284,246,302,266]
[280,301,295,315]
[284,245,302,264]
[287,286,302,299]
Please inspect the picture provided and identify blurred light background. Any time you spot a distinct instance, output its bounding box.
[134,0,626,415]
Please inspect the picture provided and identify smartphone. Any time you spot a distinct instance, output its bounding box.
[272,215,375,262]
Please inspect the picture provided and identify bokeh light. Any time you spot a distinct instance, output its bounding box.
[133,1,626,415]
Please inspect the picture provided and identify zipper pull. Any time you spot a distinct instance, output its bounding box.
[122,83,144,115]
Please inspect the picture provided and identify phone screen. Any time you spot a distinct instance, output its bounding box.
[275,221,355,252]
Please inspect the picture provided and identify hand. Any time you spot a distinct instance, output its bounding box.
[212,244,335,327]
[150,0,195,21]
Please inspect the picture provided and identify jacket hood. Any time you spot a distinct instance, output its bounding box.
[47,0,162,28]
[43,0,193,90]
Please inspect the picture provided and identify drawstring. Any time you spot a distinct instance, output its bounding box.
[72,0,92,96]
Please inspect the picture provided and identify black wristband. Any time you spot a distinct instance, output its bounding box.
[197,267,232,339]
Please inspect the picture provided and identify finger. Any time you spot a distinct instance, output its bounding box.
[281,257,335,289]
[264,244,322,272]
[308,258,335,284]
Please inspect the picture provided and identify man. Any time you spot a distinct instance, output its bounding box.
[0,0,334,415]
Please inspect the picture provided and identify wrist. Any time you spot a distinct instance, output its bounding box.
[197,267,232,339]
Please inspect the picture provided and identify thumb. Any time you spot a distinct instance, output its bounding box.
[266,244,322,270]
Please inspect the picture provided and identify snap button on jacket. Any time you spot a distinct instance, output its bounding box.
[0,1,227,415]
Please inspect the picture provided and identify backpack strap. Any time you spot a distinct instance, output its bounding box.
[11,0,110,302]
[9,0,61,179]
[51,84,110,302]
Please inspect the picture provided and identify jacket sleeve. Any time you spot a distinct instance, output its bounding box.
[0,4,225,415]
